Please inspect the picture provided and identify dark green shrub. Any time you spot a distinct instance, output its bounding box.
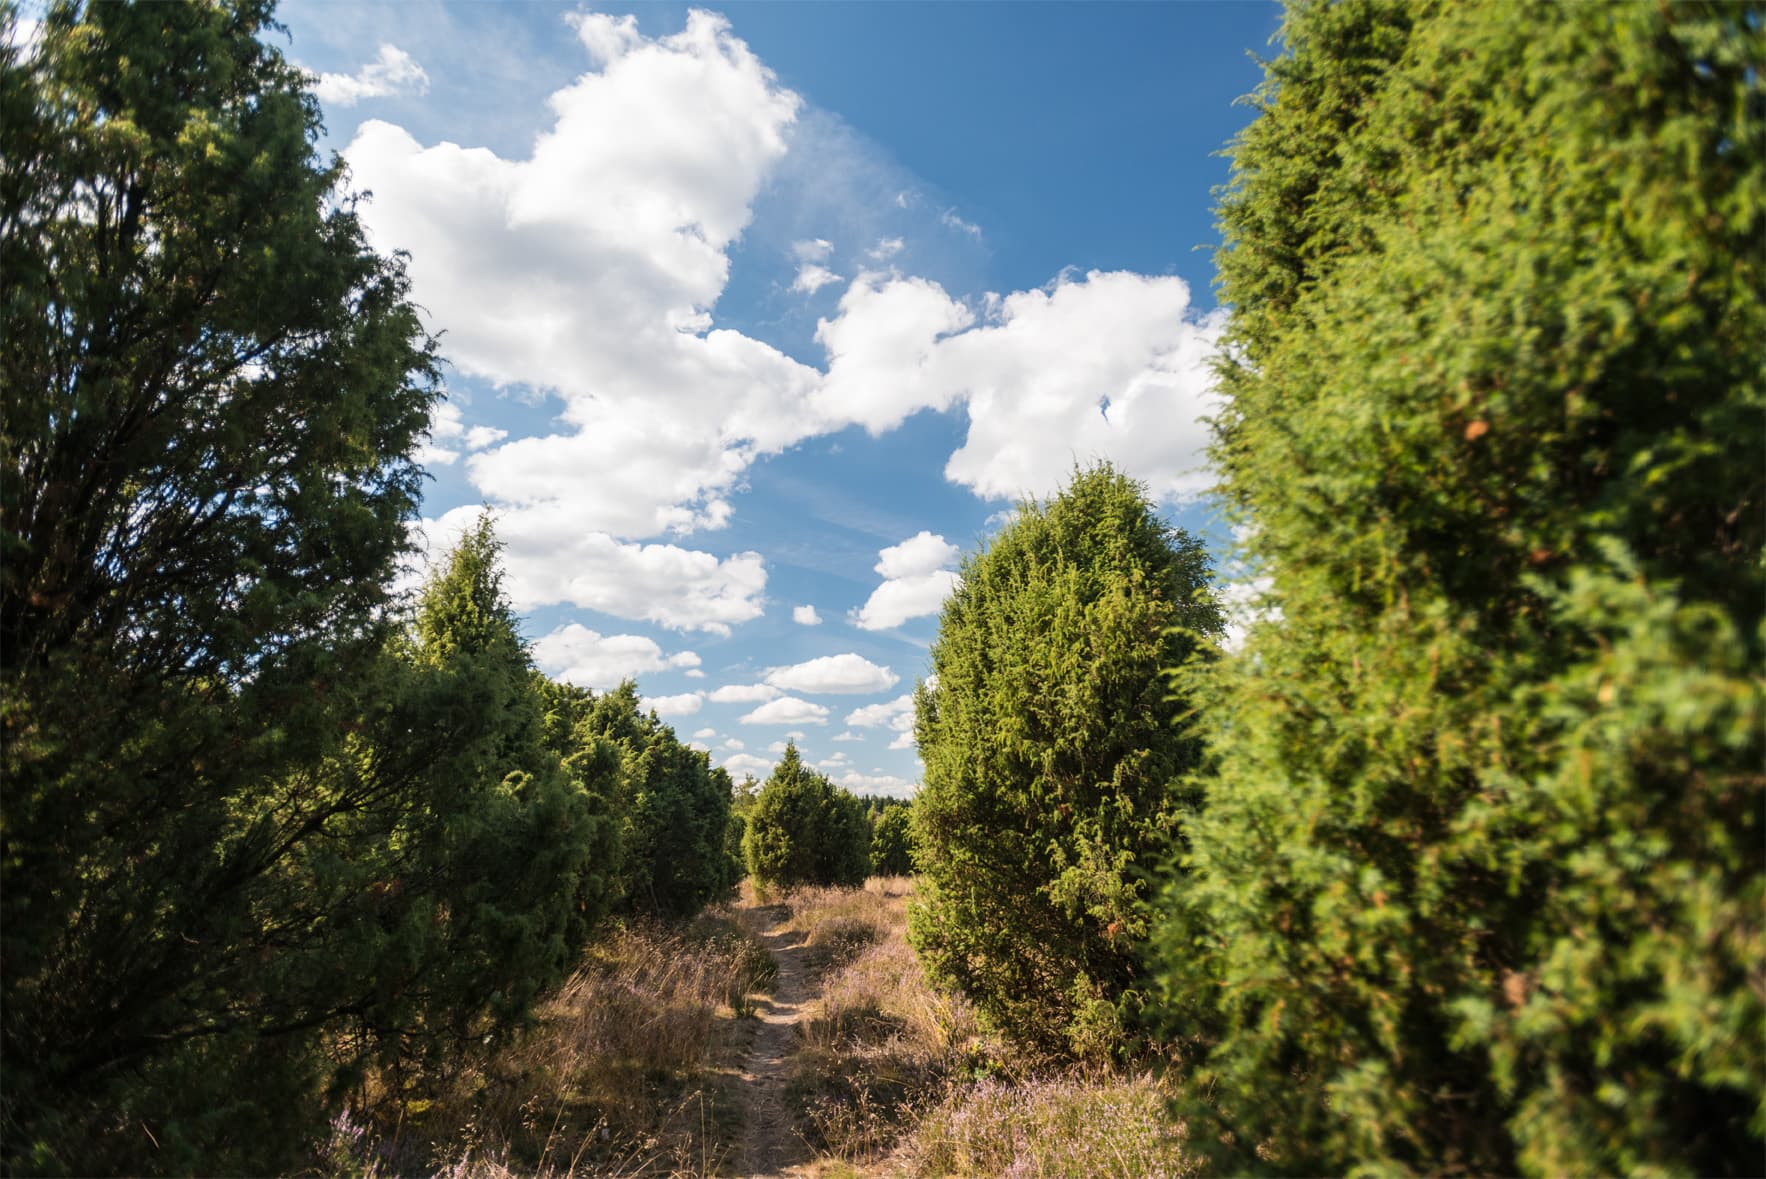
[909,464,1223,1061]
[743,744,871,889]
[340,518,616,1071]
[576,681,736,921]
[1155,2,1764,1174]
[870,803,916,877]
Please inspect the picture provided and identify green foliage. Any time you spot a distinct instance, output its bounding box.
[360,518,617,1046]
[576,681,737,920]
[870,802,916,877]
[1156,2,1764,1173]
[909,464,1223,1060]
[0,1,445,1170]
[743,743,872,890]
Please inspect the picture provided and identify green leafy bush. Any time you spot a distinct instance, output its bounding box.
[1155,2,1764,1173]
[356,518,617,1054]
[910,464,1223,1060]
[743,744,871,890]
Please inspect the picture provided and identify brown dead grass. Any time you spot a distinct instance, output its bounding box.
[768,876,1195,1179]
[319,904,775,1177]
[759,877,986,1169]
[318,877,1195,1178]
[889,1071,1194,1178]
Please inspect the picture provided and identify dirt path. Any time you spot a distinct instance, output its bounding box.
[733,903,815,1178]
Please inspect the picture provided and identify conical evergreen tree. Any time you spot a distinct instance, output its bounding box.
[911,464,1223,1061]
[743,743,870,889]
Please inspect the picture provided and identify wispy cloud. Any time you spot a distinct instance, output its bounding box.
[940,207,982,239]
[792,263,842,294]
[313,43,430,107]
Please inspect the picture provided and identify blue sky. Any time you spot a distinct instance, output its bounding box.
[276,0,1280,796]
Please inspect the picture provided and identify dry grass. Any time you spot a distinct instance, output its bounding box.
[318,905,775,1177]
[757,875,911,974]
[888,1072,1194,1178]
[767,876,1195,1179]
[316,877,1197,1178]
[761,877,986,1168]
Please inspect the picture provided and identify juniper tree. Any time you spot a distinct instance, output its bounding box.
[1,0,440,1168]
[1155,2,1764,1173]
[910,464,1223,1061]
[579,681,739,919]
[743,743,870,890]
[870,802,916,877]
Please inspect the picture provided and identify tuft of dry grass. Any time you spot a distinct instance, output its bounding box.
[320,905,775,1177]
[770,876,913,974]
[890,1072,1194,1179]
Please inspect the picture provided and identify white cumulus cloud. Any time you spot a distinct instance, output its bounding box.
[419,504,766,635]
[353,14,1220,632]
[313,43,430,107]
[876,531,960,579]
[764,653,898,695]
[813,270,1221,503]
[814,274,975,435]
[740,697,830,726]
[836,770,917,797]
[792,604,821,626]
[645,692,704,718]
[533,623,700,691]
[846,692,917,750]
[709,683,782,704]
[346,11,816,616]
[464,425,508,451]
[845,693,914,728]
[723,752,774,779]
[853,531,962,631]
[418,402,508,467]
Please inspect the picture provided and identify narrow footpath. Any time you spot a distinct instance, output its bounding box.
[733,903,815,1178]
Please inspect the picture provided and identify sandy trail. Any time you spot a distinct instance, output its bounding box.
[733,904,815,1178]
